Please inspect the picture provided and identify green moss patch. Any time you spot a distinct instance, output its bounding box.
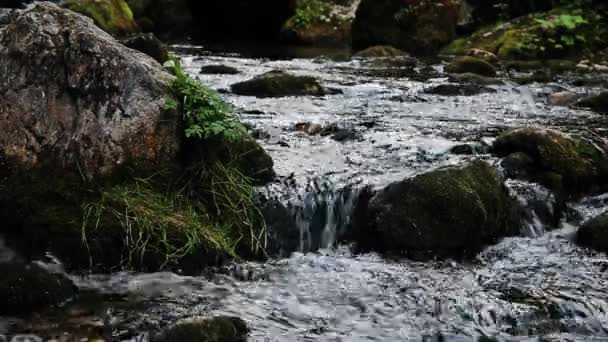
[445,56,497,77]
[64,0,138,36]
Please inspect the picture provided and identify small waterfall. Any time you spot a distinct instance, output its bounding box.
[505,179,559,237]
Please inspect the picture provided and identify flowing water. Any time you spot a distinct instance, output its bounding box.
[4,46,608,341]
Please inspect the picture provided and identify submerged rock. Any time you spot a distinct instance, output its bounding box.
[200,65,240,75]
[231,70,325,97]
[423,83,496,96]
[152,316,248,342]
[492,128,608,197]
[353,161,523,259]
[352,0,462,55]
[445,56,497,77]
[63,0,138,36]
[577,212,608,253]
[547,91,577,107]
[576,92,608,114]
[123,32,168,63]
[0,262,75,316]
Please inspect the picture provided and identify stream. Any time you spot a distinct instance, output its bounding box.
[3,45,608,341]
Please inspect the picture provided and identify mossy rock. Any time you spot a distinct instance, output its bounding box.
[577,92,608,115]
[280,0,352,46]
[445,56,497,77]
[0,262,76,316]
[231,70,325,98]
[354,45,405,58]
[152,316,248,342]
[64,0,138,36]
[352,0,462,56]
[448,72,503,85]
[577,212,608,253]
[493,128,608,197]
[353,161,523,259]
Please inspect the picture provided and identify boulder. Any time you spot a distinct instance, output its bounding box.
[577,92,608,115]
[123,32,169,63]
[152,316,248,342]
[352,0,462,55]
[547,91,577,107]
[0,262,75,316]
[200,65,240,75]
[280,0,351,46]
[466,48,498,64]
[231,70,325,97]
[354,45,405,58]
[577,212,608,253]
[353,161,523,259]
[0,3,274,271]
[445,56,497,77]
[492,128,608,197]
[63,0,139,36]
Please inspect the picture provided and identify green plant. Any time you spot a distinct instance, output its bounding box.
[534,14,588,50]
[166,59,243,141]
[289,0,332,29]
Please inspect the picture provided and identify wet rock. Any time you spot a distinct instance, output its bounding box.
[492,128,608,197]
[501,152,535,179]
[577,212,608,253]
[295,122,323,136]
[450,144,474,155]
[354,45,405,58]
[352,0,462,55]
[231,70,325,98]
[423,83,496,96]
[0,262,76,316]
[445,57,496,77]
[63,0,138,36]
[448,72,503,85]
[257,197,299,257]
[576,92,608,115]
[353,161,523,259]
[330,129,361,142]
[466,48,498,64]
[152,316,248,342]
[123,33,168,63]
[200,65,240,75]
[547,91,577,107]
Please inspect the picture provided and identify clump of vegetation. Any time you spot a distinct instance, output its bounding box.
[287,0,332,29]
[63,0,138,36]
[166,58,244,141]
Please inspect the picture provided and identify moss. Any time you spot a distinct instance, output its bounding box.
[577,212,608,252]
[230,70,324,98]
[152,316,248,342]
[0,262,75,316]
[354,45,405,58]
[64,0,138,36]
[445,56,497,77]
[493,128,607,197]
[354,161,523,258]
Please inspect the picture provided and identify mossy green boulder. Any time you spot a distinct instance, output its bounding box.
[445,56,497,77]
[577,212,608,253]
[493,128,608,197]
[64,0,138,36]
[352,0,462,56]
[0,262,75,316]
[281,0,352,46]
[231,70,325,98]
[152,316,248,342]
[353,161,523,259]
[577,92,608,115]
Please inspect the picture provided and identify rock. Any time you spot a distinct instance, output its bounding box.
[450,144,474,155]
[501,152,535,179]
[200,65,240,75]
[447,72,503,85]
[152,316,248,342]
[423,83,496,96]
[354,45,405,58]
[63,0,139,36]
[577,212,608,253]
[231,71,325,98]
[547,91,577,107]
[280,0,351,47]
[466,48,498,64]
[577,92,608,114]
[492,128,608,197]
[353,161,523,259]
[445,56,497,77]
[360,55,418,68]
[0,262,75,316]
[123,32,168,63]
[126,0,193,38]
[257,197,299,257]
[352,0,462,55]
[330,129,360,142]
